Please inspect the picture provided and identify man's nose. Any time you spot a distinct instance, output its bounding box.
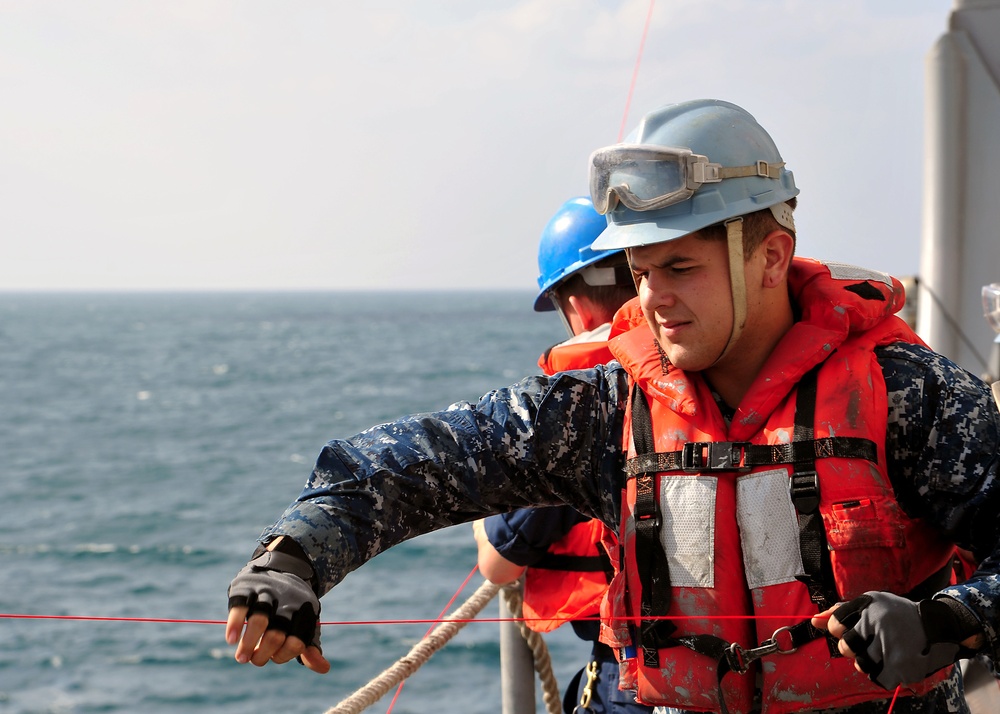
[642,273,676,307]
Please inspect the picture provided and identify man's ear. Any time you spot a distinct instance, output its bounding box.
[566,294,601,333]
[760,229,795,288]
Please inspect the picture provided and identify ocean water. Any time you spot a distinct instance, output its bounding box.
[0,291,590,714]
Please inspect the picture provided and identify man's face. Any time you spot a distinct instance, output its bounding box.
[629,233,734,372]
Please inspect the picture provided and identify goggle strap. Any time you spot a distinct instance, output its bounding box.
[580,263,633,288]
[715,160,785,182]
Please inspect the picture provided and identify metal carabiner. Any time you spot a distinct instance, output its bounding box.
[768,625,800,655]
[572,660,600,713]
[726,625,801,675]
[727,639,779,674]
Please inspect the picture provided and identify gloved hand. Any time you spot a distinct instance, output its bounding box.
[228,547,322,651]
[829,591,981,690]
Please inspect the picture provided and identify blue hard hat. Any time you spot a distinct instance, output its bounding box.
[534,197,621,312]
[590,99,799,250]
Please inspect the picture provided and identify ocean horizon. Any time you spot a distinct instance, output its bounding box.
[0,290,590,713]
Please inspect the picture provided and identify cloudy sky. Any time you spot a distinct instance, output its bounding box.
[1,0,956,291]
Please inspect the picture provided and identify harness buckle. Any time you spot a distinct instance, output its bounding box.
[681,441,751,471]
[790,470,821,513]
[726,626,800,675]
[635,512,662,530]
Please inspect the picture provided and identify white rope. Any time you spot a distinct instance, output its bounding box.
[323,579,501,714]
[499,582,562,714]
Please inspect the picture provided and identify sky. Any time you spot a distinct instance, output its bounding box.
[1,0,958,292]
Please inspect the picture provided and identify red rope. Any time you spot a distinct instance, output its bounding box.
[0,614,227,624]
[617,0,656,142]
[0,611,826,626]
[0,607,912,712]
[0,612,826,626]
[887,685,902,713]
[384,565,480,714]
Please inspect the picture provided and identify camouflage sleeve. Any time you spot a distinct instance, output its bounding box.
[258,364,629,595]
[878,342,1000,663]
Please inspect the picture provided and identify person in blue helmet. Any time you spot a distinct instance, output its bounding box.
[226,99,999,714]
[472,196,652,714]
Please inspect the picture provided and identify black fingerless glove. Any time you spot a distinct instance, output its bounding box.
[228,540,322,650]
[833,591,981,690]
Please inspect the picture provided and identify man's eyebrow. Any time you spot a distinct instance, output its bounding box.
[642,254,694,269]
[661,254,695,265]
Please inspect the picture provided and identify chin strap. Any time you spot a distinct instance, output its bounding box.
[708,217,747,367]
[714,202,796,367]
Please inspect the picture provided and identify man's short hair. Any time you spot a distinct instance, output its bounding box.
[698,196,798,258]
[552,253,637,315]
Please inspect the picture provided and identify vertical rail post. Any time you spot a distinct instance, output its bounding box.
[499,583,536,714]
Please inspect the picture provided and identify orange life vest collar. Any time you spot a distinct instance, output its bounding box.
[538,324,616,375]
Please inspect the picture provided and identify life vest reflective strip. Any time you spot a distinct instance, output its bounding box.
[521,326,617,634]
[603,259,957,713]
[614,380,758,714]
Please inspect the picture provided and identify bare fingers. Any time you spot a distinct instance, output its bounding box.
[225,605,247,646]
[268,632,306,665]
[811,604,846,638]
[250,629,293,666]
[300,646,332,673]
[227,607,329,673]
[229,610,272,664]
[810,603,860,665]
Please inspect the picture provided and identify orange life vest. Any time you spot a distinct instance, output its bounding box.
[522,518,614,633]
[601,259,956,713]
[538,326,616,375]
[522,326,617,634]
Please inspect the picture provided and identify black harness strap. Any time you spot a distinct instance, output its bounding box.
[629,384,676,667]
[790,365,839,611]
[624,436,877,476]
[664,619,830,714]
[533,552,611,574]
[671,634,737,714]
[622,371,884,709]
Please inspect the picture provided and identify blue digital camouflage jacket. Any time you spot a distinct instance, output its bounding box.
[259,341,1000,689]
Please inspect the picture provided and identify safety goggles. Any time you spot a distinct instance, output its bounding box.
[589,144,785,215]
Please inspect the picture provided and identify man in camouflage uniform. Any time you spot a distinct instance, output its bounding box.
[227,100,999,713]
